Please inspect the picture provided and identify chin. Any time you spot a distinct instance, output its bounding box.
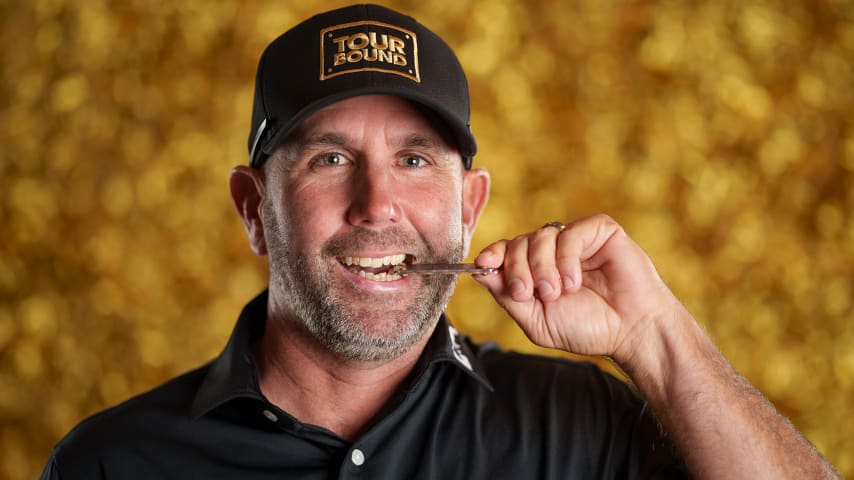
[318,307,437,362]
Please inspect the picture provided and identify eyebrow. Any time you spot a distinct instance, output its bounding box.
[278,132,346,166]
[297,131,450,150]
[397,133,457,167]
[398,133,441,149]
[300,132,348,148]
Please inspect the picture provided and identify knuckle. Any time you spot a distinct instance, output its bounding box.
[534,226,556,241]
[555,250,575,264]
[487,239,508,251]
[594,213,619,229]
[528,256,552,272]
[593,213,612,222]
[508,235,529,252]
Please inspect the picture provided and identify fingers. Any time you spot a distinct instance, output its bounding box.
[505,234,534,301]
[527,227,563,301]
[474,215,625,304]
[474,223,575,303]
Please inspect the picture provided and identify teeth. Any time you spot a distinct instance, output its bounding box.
[341,254,407,282]
[343,254,407,267]
[357,270,403,282]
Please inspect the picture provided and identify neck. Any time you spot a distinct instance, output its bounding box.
[254,306,435,442]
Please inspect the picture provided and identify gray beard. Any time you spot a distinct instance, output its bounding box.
[263,203,463,362]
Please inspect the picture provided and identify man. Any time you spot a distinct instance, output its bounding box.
[42,4,838,479]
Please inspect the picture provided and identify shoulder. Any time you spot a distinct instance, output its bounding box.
[44,364,210,478]
[63,363,209,438]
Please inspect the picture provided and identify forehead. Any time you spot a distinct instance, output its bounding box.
[292,95,457,148]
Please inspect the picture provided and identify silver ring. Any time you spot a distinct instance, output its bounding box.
[542,221,566,232]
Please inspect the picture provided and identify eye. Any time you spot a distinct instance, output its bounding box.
[315,152,348,167]
[402,155,427,168]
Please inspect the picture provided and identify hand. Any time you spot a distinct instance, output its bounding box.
[476,215,843,479]
[472,214,682,363]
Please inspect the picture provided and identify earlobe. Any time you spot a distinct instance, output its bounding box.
[461,167,490,243]
[229,166,268,256]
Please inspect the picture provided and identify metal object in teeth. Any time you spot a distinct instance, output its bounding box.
[394,263,500,275]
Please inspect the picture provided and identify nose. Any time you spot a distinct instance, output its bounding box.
[346,163,401,227]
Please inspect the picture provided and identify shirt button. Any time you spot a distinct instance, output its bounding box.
[351,448,365,466]
[262,409,278,422]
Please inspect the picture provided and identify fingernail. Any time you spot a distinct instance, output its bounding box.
[538,281,554,297]
[509,278,525,298]
[563,275,574,290]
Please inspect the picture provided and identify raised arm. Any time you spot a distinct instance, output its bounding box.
[473,214,839,479]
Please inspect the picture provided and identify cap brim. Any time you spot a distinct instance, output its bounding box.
[258,89,476,168]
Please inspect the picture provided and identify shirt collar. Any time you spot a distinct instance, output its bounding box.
[415,314,494,392]
[190,289,493,419]
[190,290,268,419]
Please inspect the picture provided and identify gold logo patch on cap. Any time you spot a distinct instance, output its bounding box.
[320,21,420,82]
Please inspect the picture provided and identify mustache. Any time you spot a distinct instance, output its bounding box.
[321,226,453,263]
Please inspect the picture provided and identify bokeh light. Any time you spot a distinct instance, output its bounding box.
[2,0,852,478]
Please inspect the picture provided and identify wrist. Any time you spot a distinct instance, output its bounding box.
[612,303,717,408]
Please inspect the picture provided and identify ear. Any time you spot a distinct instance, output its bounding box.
[229,166,268,256]
[461,167,490,249]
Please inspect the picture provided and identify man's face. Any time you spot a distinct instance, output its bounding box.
[257,95,484,361]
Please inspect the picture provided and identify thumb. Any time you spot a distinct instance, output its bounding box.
[471,248,505,294]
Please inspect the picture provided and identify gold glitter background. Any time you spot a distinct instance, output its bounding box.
[2,0,853,478]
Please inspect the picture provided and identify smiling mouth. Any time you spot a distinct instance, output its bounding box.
[338,254,415,282]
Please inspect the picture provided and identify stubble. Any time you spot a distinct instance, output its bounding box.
[262,200,463,361]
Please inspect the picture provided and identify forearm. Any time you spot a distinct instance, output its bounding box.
[618,305,839,479]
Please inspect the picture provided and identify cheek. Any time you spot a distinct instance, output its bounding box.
[283,183,349,247]
[402,181,463,233]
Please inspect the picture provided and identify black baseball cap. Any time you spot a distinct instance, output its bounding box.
[247,4,477,169]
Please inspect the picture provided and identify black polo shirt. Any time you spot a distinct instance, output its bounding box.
[41,291,688,479]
